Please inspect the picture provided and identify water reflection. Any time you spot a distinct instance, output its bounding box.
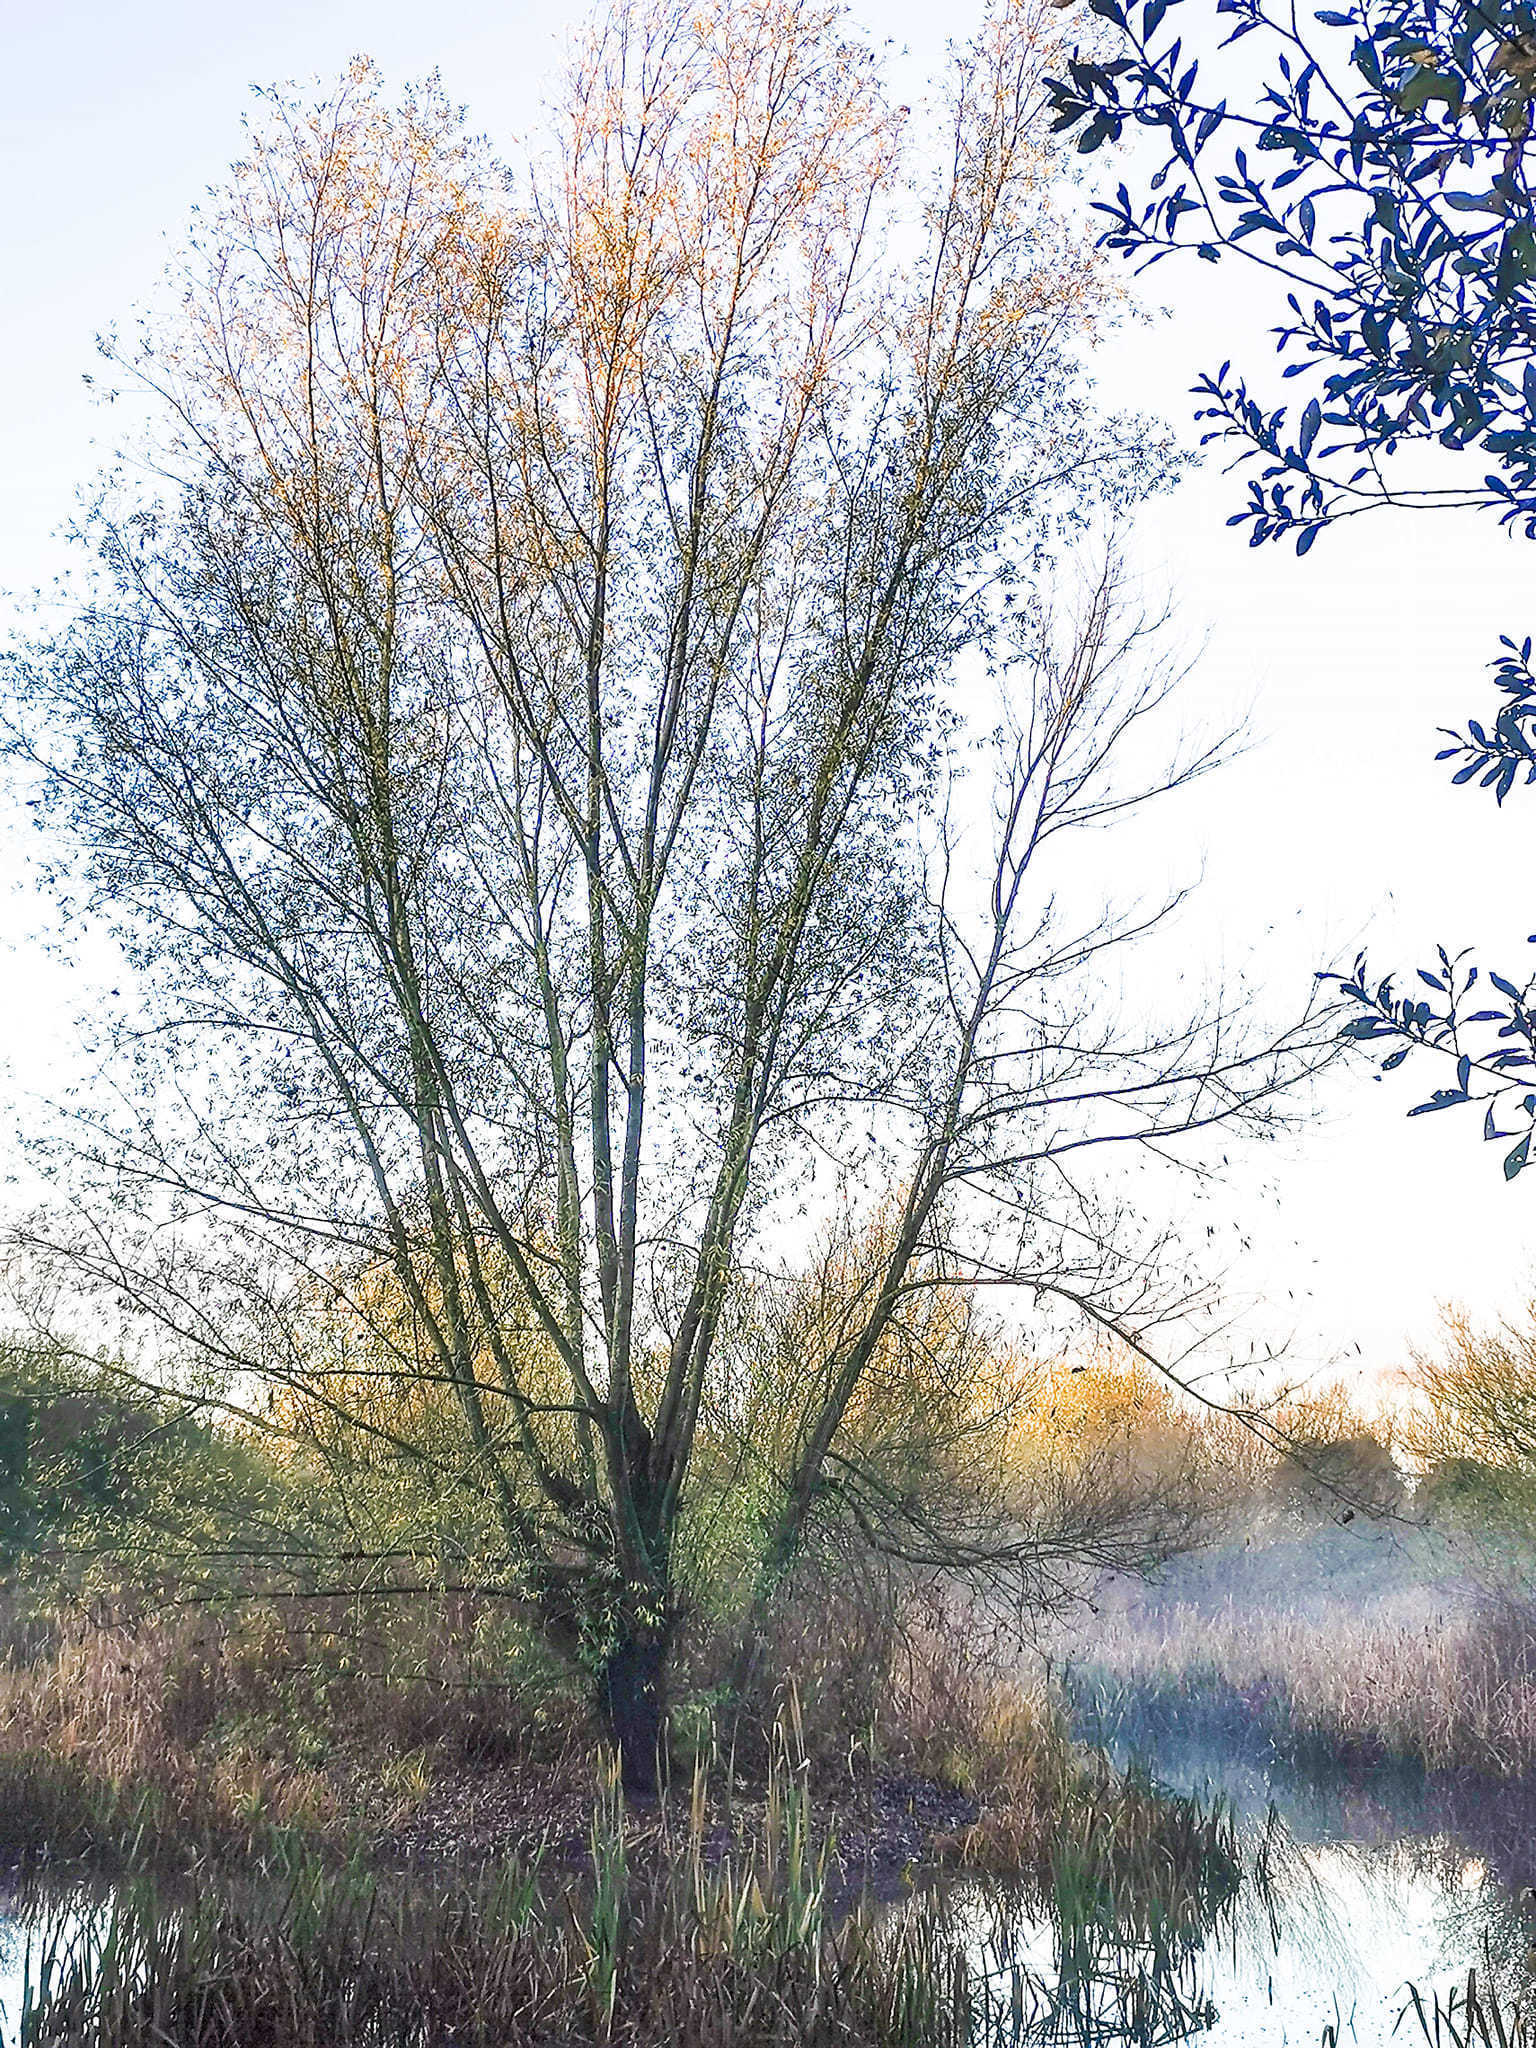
[0,1878,122,2048]
[940,1718,1536,2048]
[955,1879,1222,2045]
[939,1834,1501,2046]
[0,1880,90,2048]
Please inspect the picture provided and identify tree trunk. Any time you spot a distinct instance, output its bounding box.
[601,1628,668,1796]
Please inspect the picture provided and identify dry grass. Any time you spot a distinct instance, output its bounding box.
[1065,1590,1536,1776]
[0,1589,1252,2048]
[0,1604,586,1865]
[854,1605,1245,1943]
[0,1618,337,1842]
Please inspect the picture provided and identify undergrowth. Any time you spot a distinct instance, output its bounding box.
[10,1725,1246,2048]
[0,1601,583,1868]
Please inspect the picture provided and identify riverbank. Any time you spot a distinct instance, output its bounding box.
[0,1600,1234,1900]
[0,1638,1247,2048]
[15,1586,1536,2047]
[10,1730,1536,2048]
[1048,1517,1536,1780]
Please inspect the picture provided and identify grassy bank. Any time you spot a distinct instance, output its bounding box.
[0,1594,1241,1891]
[0,1604,581,1869]
[5,1706,1245,2048]
[12,1762,965,2048]
[1055,1522,1536,1779]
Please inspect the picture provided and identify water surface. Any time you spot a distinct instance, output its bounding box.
[956,1717,1536,2045]
[3,1744,1533,2045]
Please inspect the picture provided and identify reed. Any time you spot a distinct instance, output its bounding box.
[1065,1594,1536,1777]
[0,1605,575,1867]
[12,1713,1244,2048]
[15,1771,968,2048]
[1368,1971,1535,2048]
[584,1750,627,2034]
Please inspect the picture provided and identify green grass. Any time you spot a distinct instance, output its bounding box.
[14,1783,959,2047]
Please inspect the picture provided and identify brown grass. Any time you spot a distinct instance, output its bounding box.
[0,1604,587,1864]
[1065,1591,1536,1776]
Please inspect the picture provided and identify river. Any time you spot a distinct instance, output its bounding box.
[944,1716,1536,2046]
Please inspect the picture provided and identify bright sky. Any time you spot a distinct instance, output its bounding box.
[2,0,1531,1393]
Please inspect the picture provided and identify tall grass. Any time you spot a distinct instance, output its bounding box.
[12,1764,965,2048]
[0,1605,578,1866]
[1373,1972,1535,2048]
[1064,1593,1536,1777]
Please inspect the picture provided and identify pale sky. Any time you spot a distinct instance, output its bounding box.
[2,0,1531,1393]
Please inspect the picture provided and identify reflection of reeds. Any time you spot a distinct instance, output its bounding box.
[1388,1970,1533,2048]
[15,1797,959,2047]
[942,1774,1245,2048]
[1064,1597,1536,1777]
[931,1847,1245,2048]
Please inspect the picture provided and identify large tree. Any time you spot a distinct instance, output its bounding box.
[6,0,1322,1785]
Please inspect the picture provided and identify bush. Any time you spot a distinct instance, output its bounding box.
[1269,1431,1406,1520]
[1417,1457,1509,1527]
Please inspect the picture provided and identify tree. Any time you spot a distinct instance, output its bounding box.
[1269,1428,1406,1517]
[6,0,1323,1787]
[0,1343,269,1583]
[1401,1304,1536,1531]
[1046,0,1536,1175]
[1409,1301,1536,1465]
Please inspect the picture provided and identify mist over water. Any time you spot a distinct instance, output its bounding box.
[992,1506,1536,2042]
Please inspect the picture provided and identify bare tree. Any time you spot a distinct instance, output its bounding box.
[7,0,1328,1785]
